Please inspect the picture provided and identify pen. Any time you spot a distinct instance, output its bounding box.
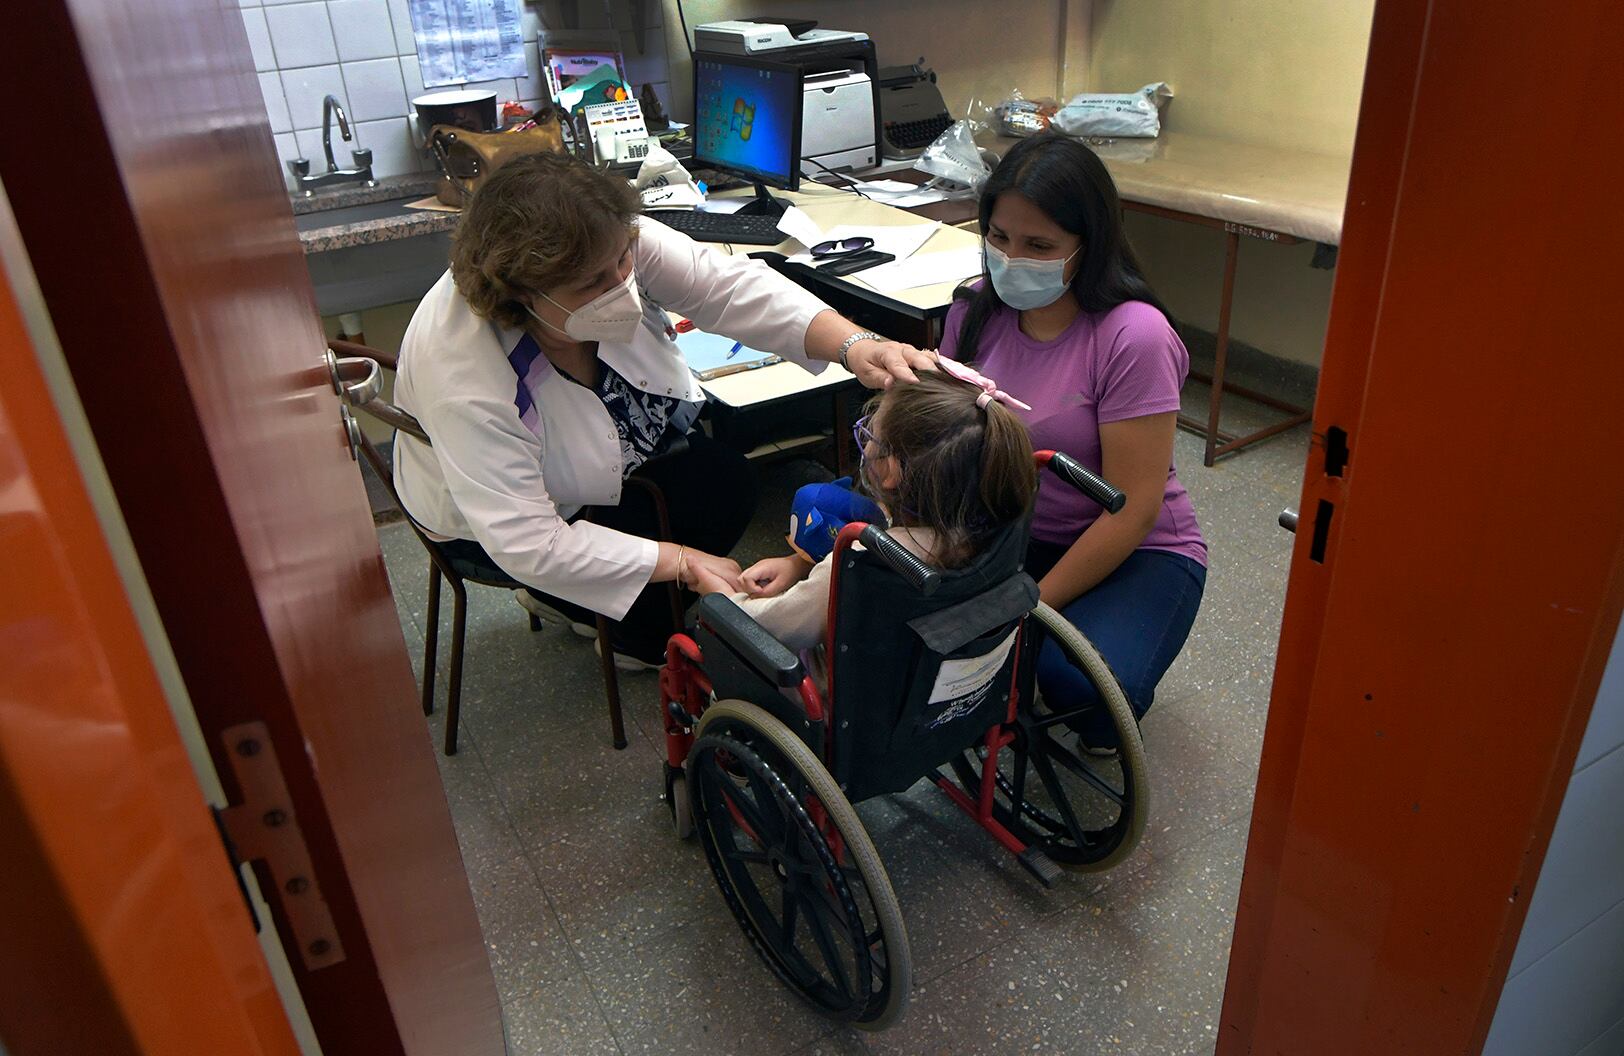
[725,340,744,360]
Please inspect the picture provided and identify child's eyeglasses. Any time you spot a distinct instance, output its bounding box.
[852,414,886,455]
[812,236,876,259]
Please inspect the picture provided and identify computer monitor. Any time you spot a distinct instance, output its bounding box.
[691,52,803,195]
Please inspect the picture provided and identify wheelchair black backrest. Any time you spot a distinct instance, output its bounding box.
[828,520,1038,802]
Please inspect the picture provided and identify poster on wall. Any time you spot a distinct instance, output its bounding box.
[408,0,527,87]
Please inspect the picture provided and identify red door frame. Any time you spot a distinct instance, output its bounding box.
[1219,1,1624,1052]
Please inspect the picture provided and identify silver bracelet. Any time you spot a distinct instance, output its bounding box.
[838,331,881,372]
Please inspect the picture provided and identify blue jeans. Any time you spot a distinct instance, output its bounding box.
[1024,543,1207,747]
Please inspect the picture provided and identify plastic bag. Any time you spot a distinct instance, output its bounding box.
[1053,82,1173,138]
[994,90,1059,138]
[914,99,994,193]
[634,142,705,208]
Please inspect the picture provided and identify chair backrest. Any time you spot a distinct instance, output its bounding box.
[827,520,1037,801]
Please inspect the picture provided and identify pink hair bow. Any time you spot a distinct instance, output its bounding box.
[937,357,1033,412]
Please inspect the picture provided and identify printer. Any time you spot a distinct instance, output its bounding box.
[694,19,880,175]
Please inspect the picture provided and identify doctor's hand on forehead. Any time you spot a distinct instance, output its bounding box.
[804,310,938,390]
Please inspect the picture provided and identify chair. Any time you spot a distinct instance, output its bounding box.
[654,452,1148,1030]
[329,339,680,756]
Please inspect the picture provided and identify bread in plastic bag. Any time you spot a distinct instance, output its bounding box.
[994,90,1058,138]
[1053,82,1173,138]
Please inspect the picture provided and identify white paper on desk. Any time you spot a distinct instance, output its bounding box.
[784,223,942,266]
[774,206,824,249]
[855,247,985,293]
[852,179,954,208]
[694,199,747,214]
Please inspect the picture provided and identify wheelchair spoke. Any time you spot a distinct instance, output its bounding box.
[1040,733,1126,807]
[779,886,800,948]
[1030,748,1091,850]
[803,894,855,1000]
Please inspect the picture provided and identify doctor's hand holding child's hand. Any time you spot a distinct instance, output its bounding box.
[739,555,814,598]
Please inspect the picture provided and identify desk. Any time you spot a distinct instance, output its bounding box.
[899,133,1351,465]
[692,187,979,470]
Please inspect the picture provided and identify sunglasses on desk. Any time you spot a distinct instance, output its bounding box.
[810,236,876,258]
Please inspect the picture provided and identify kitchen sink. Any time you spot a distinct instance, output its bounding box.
[293,197,423,232]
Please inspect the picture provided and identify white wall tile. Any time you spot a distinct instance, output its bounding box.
[272,131,303,189]
[296,126,364,168]
[461,78,517,103]
[240,0,261,7]
[329,0,397,61]
[343,58,408,121]
[1485,898,1624,1056]
[257,71,294,133]
[1576,618,1624,771]
[282,64,350,130]
[385,0,418,55]
[400,54,426,100]
[355,117,423,178]
[521,6,542,41]
[240,8,277,71]
[513,41,545,101]
[265,2,339,67]
[262,0,307,6]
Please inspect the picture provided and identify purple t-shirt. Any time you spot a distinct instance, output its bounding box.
[940,296,1207,567]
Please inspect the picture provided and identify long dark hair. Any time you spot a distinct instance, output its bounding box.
[863,372,1037,568]
[953,133,1169,362]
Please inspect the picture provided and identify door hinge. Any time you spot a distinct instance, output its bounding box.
[217,721,346,971]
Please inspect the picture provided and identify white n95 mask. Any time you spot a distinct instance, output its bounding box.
[985,242,1081,311]
[531,271,643,344]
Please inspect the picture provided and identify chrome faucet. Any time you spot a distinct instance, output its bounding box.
[289,94,376,195]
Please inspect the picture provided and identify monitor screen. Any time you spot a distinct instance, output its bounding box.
[692,54,802,190]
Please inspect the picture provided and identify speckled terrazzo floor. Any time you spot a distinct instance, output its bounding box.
[374,365,1310,1056]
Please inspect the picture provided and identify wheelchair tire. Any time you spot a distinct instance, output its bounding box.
[691,700,911,1030]
[951,602,1149,872]
[664,764,695,840]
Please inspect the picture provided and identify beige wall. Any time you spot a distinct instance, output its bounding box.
[1090,0,1375,365]
[656,0,1091,123]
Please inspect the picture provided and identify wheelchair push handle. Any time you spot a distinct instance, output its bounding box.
[859,524,941,597]
[1037,450,1127,514]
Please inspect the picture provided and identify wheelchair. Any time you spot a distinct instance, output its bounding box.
[656,452,1149,1030]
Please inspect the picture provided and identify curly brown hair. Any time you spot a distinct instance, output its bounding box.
[449,152,643,329]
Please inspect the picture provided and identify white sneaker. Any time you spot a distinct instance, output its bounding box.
[513,590,595,639]
[593,636,664,673]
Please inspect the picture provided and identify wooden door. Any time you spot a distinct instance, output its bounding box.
[1218,0,1624,1052]
[0,3,503,1053]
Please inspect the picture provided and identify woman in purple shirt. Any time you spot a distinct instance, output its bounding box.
[940,133,1206,749]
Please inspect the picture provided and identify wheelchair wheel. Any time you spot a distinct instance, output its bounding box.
[663,763,695,840]
[690,700,911,1030]
[951,603,1149,872]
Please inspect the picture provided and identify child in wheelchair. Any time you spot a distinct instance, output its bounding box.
[683,364,1038,652]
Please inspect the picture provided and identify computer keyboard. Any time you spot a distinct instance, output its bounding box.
[645,208,786,246]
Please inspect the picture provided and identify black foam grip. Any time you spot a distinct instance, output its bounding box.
[859,525,940,596]
[1049,452,1127,513]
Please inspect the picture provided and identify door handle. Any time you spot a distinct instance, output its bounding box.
[340,405,361,461]
[322,348,382,405]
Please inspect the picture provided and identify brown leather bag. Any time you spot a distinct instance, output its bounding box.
[430,111,567,207]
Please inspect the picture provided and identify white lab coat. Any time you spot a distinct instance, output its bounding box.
[392,217,830,620]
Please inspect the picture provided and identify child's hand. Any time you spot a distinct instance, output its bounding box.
[687,561,742,595]
[741,555,813,598]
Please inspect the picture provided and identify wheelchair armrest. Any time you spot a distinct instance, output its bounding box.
[693,594,803,688]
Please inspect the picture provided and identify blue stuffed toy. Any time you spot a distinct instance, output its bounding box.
[787,477,887,563]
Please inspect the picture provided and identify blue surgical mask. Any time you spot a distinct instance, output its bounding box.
[985,242,1081,311]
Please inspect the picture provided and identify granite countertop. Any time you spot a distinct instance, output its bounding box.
[293,172,462,254]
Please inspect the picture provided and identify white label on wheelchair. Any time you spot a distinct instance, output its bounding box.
[924,628,1019,729]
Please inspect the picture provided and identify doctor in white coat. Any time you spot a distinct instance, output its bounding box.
[393,152,934,667]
